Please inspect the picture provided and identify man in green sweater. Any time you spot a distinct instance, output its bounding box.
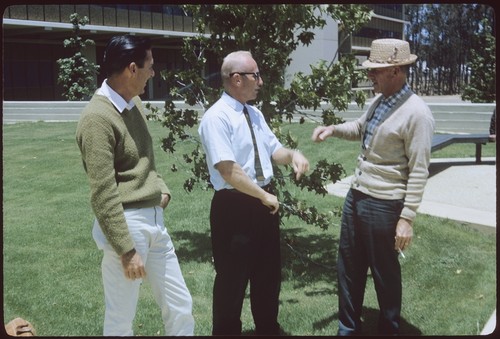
[312,39,434,335]
[76,35,194,336]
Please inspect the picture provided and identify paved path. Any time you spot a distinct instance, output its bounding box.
[419,158,496,232]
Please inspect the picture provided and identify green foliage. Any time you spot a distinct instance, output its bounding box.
[461,18,496,103]
[147,4,371,230]
[56,13,99,101]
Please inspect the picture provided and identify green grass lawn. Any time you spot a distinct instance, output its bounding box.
[2,121,496,336]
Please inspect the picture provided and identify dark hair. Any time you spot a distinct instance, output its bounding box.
[103,34,152,77]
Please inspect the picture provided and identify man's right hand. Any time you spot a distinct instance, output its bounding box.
[121,249,146,280]
[261,192,279,214]
[311,125,334,142]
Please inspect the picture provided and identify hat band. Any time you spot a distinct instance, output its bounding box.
[369,46,412,64]
[368,57,411,64]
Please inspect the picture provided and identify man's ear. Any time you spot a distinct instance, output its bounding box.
[128,62,137,75]
[231,73,241,86]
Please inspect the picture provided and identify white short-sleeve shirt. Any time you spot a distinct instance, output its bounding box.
[198,92,283,190]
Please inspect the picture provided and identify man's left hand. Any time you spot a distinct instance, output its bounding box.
[292,150,310,180]
[394,218,413,252]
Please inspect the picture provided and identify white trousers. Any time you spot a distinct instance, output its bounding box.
[92,206,195,336]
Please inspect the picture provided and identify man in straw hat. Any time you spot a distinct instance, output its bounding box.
[312,38,434,335]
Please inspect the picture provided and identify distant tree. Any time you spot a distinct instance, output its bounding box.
[405,3,495,99]
[462,18,496,103]
[57,13,99,101]
[405,4,425,93]
[147,4,372,230]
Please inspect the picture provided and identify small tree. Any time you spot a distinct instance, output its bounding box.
[57,13,99,101]
[147,4,371,230]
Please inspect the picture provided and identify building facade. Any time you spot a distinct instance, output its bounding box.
[286,4,406,89]
[2,4,406,101]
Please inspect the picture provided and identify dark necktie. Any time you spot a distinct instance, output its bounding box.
[243,106,265,182]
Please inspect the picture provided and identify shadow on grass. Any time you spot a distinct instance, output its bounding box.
[313,307,423,336]
[360,306,423,336]
[280,227,339,290]
[171,227,339,290]
[279,228,423,336]
[171,227,423,336]
[170,230,213,263]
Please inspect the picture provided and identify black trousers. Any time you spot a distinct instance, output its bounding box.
[210,188,281,335]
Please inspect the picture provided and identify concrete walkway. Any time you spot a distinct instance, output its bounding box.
[326,156,497,335]
[419,158,496,233]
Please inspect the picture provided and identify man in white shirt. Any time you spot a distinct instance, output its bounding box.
[199,50,310,335]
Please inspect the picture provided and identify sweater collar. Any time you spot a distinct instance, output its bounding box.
[97,79,136,113]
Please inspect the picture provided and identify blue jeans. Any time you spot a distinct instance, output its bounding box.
[337,189,404,336]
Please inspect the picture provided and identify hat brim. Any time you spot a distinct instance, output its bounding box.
[361,55,417,69]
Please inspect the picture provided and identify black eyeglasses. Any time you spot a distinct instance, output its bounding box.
[229,72,261,80]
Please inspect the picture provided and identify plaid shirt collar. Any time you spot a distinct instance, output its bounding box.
[380,83,411,108]
[363,84,411,149]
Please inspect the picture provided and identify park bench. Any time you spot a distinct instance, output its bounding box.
[431,134,492,164]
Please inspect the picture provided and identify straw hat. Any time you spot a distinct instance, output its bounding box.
[361,38,417,69]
